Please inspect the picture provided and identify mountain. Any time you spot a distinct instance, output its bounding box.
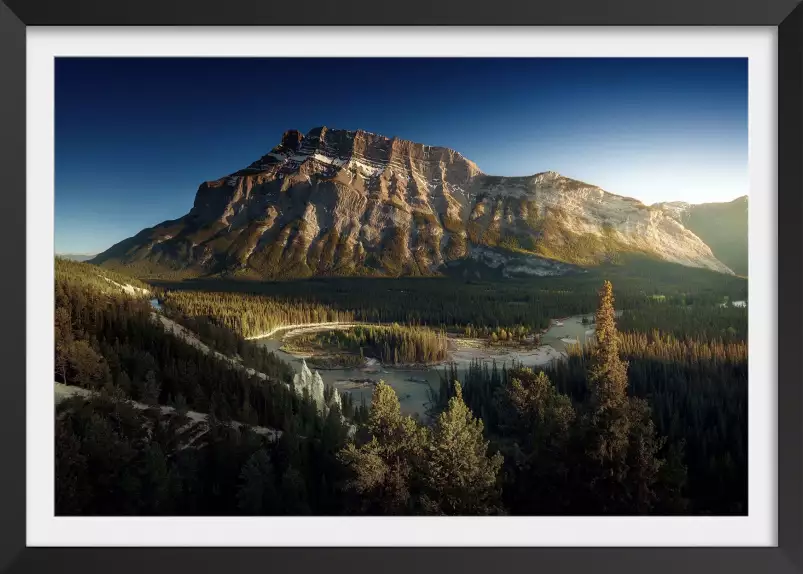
[57,253,96,262]
[93,127,735,279]
[655,197,748,276]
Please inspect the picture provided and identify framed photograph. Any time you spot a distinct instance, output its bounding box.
[1,1,800,573]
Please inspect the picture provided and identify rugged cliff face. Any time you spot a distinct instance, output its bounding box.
[93,127,735,277]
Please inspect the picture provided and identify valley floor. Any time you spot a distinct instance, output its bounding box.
[445,338,566,368]
[250,314,594,417]
[269,315,591,370]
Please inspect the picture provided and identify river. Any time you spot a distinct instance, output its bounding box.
[253,314,599,417]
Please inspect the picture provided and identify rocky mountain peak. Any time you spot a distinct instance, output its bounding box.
[280,129,303,151]
[93,128,738,279]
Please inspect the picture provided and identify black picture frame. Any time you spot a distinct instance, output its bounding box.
[1,1,799,573]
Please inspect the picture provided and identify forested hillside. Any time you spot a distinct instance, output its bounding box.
[55,260,367,515]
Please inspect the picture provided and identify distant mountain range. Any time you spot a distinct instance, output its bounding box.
[57,253,97,262]
[92,127,747,279]
[653,197,748,277]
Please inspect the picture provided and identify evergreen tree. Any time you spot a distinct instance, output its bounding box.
[237,449,278,515]
[338,382,426,514]
[115,371,132,396]
[142,370,161,406]
[499,368,575,450]
[173,393,189,417]
[140,443,174,514]
[588,280,628,413]
[55,306,73,384]
[579,280,682,514]
[279,467,311,515]
[422,382,503,515]
[66,340,110,389]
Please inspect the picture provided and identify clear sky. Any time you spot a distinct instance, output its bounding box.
[55,57,748,254]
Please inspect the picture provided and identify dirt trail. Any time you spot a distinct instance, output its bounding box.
[54,382,282,441]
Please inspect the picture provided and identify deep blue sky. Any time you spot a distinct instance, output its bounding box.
[56,57,748,254]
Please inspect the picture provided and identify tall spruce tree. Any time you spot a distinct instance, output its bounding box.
[588,280,629,412]
[422,382,504,515]
[580,280,683,514]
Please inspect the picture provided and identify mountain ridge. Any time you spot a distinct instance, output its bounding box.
[93,127,738,279]
[653,196,748,276]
